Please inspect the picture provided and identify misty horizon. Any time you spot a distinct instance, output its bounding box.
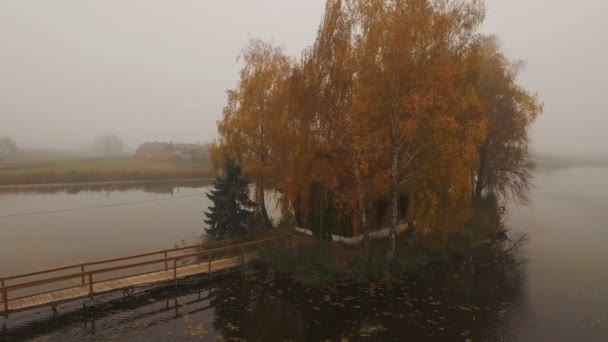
[2,0,607,157]
[2,2,608,341]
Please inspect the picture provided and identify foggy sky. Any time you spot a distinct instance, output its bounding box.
[1,1,606,156]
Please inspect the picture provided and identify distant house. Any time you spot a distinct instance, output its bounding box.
[173,143,208,162]
[135,142,175,161]
[135,142,209,162]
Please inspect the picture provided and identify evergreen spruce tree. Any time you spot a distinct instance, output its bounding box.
[204,158,255,240]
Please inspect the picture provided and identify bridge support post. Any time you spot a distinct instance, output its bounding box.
[123,288,134,298]
[208,252,212,273]
[173,298,179,318]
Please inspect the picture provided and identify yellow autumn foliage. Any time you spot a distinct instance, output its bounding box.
[213,0,541,250]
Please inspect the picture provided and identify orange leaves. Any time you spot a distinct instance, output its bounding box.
[241,160,272,181]
[213,0,539,236]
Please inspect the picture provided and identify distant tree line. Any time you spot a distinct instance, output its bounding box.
[92,133,124,157]
[0,137,18,158]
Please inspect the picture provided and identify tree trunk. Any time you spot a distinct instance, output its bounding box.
[474,139,490,205]
[358,194,371,264]
[319,194,326,240]
[387,150,399,264]
[256,180,273,228]
[354,167,371,262]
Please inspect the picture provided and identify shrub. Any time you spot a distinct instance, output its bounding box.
[259,242,340,287]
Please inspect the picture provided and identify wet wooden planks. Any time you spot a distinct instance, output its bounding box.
[4,253,255,314]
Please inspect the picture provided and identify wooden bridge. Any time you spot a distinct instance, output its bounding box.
[0,233,291,319]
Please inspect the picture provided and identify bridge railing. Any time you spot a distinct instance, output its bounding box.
[1,233,291,318]
[1,231,264,284]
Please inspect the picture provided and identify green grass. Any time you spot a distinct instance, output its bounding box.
[260,217,507,286]
[0,158,214,186]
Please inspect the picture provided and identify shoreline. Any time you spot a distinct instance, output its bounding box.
[0,178,215,190]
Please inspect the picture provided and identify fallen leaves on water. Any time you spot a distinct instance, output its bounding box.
[184,323,207,337]
[359,324,386,337]
[226,322,240,332]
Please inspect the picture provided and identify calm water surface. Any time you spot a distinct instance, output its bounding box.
[1,168,607,341]
[0,182,215,277]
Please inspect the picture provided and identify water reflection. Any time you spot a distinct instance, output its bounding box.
[212,240,529,341]
[1,240,528,341]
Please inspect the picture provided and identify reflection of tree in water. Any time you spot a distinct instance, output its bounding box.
[210,274,309,341]
[210,235,528,341]
[402,238,528,341]
[209,200,529,340]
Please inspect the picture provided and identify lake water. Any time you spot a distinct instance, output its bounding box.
[1,168,607,341]
[506,166,608,341]
[0,182,215,278]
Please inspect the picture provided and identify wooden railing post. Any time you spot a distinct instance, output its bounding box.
[208,252,212,272]
[164,251,168,271]
[1,279,8,319]
[88,273,93,298]
[81,265,85,285]
[173,259,178,288]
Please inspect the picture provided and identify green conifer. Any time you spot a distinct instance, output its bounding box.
[204,158,255,240]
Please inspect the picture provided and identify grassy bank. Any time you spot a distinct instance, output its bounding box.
[0,158,215,186]
[258,199,514,286]
[259,230,516,287]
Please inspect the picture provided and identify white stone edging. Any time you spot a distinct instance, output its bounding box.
[294,223,409,246]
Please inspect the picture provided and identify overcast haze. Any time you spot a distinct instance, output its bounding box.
[1,0,606,156]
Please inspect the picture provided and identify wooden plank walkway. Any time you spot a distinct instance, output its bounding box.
[1,234,289,319]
